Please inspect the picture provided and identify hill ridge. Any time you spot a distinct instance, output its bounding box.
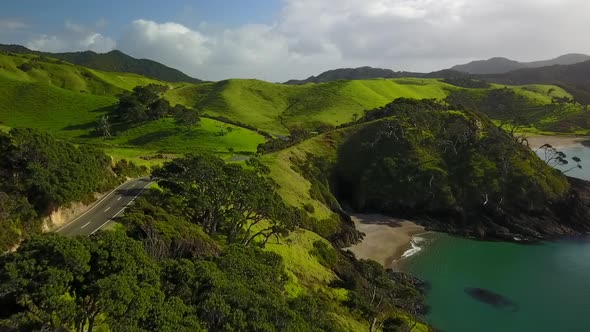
[451,53,590,74]
[0,44,203,84]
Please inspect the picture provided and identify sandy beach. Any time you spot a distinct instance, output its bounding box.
[346,214,426,269]
[526,135,590,149]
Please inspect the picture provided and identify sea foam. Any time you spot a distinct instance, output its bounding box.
[401,236,426,259]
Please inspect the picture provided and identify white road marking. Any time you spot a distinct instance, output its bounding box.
[55,179,138,233]
[81,222,92,229]
[104,207,111,212]
[117,197,122,201]
[90,181,154,235]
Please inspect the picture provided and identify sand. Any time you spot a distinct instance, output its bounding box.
[346,214,426,269]
[526,135,590,149]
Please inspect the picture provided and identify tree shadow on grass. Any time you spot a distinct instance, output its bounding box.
[90,105,116,114]
[182,128,206,139]
[62,121,95,131]
[127,129,177,146]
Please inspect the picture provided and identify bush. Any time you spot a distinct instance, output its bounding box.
[310,240,338,268]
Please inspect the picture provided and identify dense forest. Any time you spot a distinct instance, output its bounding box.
[329,99,590,240]
[0,129,146,251]
[0,154,429,331]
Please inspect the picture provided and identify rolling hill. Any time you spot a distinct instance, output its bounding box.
[451,53,590,74]
[0,52,265,162]
[0,44,202,83]
[284,66,419,84]
[283,66,466,85]
[1,48,589,166]
[480,60,590,104]
[165,78,454,134]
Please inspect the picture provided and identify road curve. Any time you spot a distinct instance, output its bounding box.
[57,178,153,236]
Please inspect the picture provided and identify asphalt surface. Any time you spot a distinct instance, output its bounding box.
[57,177,153,236]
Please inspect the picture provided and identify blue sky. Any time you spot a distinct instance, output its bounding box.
[1,0,281,37]
[1,0,589,81]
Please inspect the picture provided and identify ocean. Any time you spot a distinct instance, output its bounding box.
[399,145,590,332]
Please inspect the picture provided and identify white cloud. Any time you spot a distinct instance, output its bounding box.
[26,20,115,53]
[0,18,28,30]
[119,20,211,65]
[117,0,590,81]
[17,0,590,81]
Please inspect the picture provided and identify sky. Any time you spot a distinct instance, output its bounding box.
[1,0,589,82]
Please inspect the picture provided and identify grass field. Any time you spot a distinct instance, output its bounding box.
[97,117,266,153]
[0,52,266,160]
[165,78,455,134]
[0,53,163,96]
[2,49,584,162]
[0,79,116,138]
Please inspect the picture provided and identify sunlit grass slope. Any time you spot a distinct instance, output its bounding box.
[0,79,116,138]
[0,52,265,159]
[165,78,454,134]
[0,52,165,95]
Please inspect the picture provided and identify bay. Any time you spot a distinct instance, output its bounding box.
[400,145,590,332]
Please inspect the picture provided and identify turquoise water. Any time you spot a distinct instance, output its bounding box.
[401,145,590,332]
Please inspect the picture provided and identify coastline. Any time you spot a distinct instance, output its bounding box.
[526,134,590,149]
[346,214,426,269]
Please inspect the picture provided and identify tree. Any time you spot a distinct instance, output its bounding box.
[95,115,112,138]
[147,98,171,120]
[0,235,91,331]
[74,232,162,332]
[0,233,164,332]
[153,155,298,245]
[538,143,582,173]
[113,84,171,124]
[173,105,200,130]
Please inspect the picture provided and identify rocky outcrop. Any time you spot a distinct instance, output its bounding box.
[42,193,105,232]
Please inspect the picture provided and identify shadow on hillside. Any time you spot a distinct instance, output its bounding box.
[90,105,116,113]
[127,129,176,145]
[62,121,95,131]
[352,214,405,228]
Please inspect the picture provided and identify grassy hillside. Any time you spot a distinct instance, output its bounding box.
[167,77,585,136]
[480,60,590,104]
[0,53,266,163]
[0,52,165,95]
[0,44,202,83]
[165,78,454,134]
[0,79,116,138]
[261,98,585,243]
[1,50,585,167]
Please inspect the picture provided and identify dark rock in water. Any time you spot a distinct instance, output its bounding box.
[465,287,519,312]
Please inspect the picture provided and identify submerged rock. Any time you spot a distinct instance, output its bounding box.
[465,287,519,311]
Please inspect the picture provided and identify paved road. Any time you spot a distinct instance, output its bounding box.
[57,178,153,236]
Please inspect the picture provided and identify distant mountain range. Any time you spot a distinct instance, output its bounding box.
[0,44,202,83]
[284,67,468,85]
[286,54,590,85]
[285,56,590,104]
[451,54,590,74]
[481,60,590,104]
[284,67,419,84]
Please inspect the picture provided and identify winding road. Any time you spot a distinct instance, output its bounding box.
[57,178,154,236]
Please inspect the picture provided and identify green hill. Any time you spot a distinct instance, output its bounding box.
[165,78,454,135]
[166,77,586,135]
[0,52,165,95]
[451,54,590,74]
[1,49,587,165]
[0,52,265,163]
[480,60,590,104]
[0,44,202,83]
[261,99,590,243]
